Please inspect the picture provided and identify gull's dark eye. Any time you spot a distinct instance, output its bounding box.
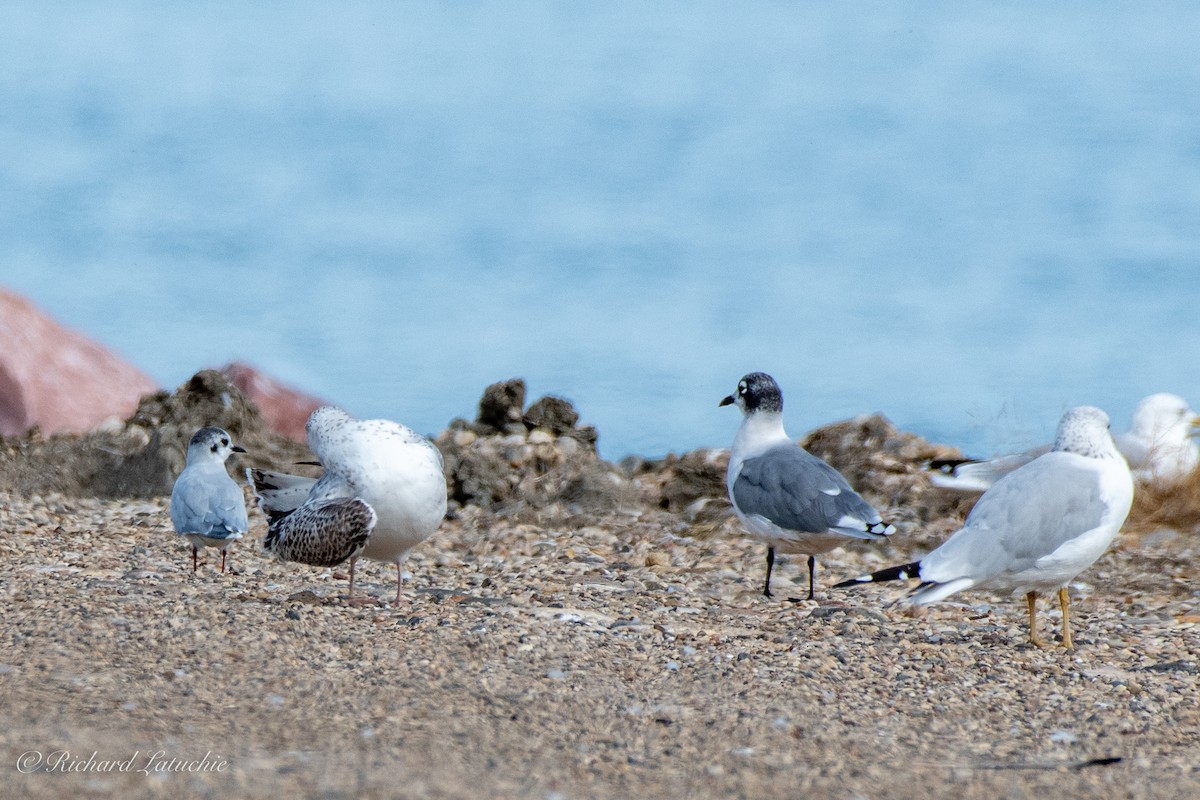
[221,439,229,446]
[210,444,219,453]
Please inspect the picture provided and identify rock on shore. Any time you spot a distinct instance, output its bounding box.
[218,361,327,442]
[0,289,158,436]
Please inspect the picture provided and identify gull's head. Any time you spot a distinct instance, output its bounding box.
[307,405,351,432]
[306,406,351,446]
[186,426,245,464]
[1052,406,1116,458]
[720,372,783,416]
[1129,393,1199,441]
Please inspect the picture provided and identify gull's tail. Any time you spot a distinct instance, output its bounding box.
[834,562,975,605]
[246,468,317,524]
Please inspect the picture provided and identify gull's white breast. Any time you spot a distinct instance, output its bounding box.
[321,420,447,564]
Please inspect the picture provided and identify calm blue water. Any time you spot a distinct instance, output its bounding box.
[3,3,1200,458]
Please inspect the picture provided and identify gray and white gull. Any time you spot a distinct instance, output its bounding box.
[170,426,249,573]
[721,372,895,600]
[838,405,1134,649]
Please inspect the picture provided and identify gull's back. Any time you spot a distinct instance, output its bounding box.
[171,460,248,536]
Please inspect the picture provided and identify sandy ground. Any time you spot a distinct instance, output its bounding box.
[2,491,1200,799]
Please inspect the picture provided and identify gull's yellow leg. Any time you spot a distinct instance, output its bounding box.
[1026,591,1049,648]
[1058,586,1073,650]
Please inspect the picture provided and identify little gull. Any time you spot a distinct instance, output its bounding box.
[929,393,1199,490]
[249,406,447,604]
[838,406,1134,649]
[720,372,895,600]
[170,426,249,573]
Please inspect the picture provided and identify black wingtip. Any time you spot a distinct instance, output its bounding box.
[927,458,978,474]
[868,520,897,538]
[833,560,922,589]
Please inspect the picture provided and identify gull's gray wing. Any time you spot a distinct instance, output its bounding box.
[921,452,1110,581]
[732,444,885,536]
[170,468,248,536]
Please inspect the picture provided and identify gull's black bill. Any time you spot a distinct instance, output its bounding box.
[719,395,735,407]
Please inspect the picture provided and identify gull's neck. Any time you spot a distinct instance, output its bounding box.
[1054,430,1121,461]
[732,410,790,460]
[187,449,227,469]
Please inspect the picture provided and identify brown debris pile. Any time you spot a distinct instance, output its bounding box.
[436,378,632,518]
[1124,466,1200,539]
[0,370,308,498]
[800,413,979,532]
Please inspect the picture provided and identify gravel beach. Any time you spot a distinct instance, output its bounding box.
[2,375,1199,798]
[3,484,1199,799]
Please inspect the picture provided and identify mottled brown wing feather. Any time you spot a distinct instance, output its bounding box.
[263,498,375,567]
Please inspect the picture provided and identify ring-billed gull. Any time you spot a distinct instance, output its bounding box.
[838,406,1134,649]
[721,372,895,600]
[170,426,248,573]
[249,406,447,604]
[1115,393,1200,482]
[929,393,1199,490]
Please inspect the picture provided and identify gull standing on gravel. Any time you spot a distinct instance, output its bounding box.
[929,393,1199,490]
[837,406,1134,649]
[248,406,447,604]
[720,372,895,600]
[170,426,249,573]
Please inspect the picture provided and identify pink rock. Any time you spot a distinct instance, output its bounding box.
[0,289,160,437]
[219,361,326,442]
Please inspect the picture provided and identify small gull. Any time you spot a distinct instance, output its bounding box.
[929,393,1199,490]
[170,426,249,573]
[837,406,1134,649]
[248,406,447,604]
[720,372,895,600]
